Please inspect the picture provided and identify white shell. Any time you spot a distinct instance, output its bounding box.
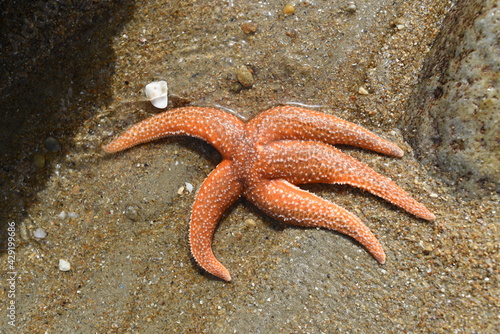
[145,81,168,108]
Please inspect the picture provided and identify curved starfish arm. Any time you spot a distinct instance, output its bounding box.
[189,160,243,281]
[246,179,386,263]
[103,107,245,159]
[260,140,435,221]
[247,106,403,157]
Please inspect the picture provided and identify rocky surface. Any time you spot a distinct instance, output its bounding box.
[402,0,499,193]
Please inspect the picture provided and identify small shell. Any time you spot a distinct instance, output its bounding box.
[145,81,168,109]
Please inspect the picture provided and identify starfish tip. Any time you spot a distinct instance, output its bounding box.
[425,212,436,221]
[218,270,231,282]
[102,144,114,153]
[374,251,386,264]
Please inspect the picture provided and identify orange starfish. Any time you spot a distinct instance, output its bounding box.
[103,106,435,281]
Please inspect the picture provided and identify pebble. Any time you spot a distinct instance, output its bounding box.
[245,218,257,227]
[283,4,295,15]
[68,212,79,218]
[58,259,71,271]
[236,66,255,88]
[229,81,244,93]
[33,227,47,239]
[185,182,194,193]
[58,211,67,219]
[358,86,369,95]
[346,2,357,14]
[124,205,139,221]
[393,17,406,30]
[241,21,257,34]
[44,136,61,152]
[33,154,45,168]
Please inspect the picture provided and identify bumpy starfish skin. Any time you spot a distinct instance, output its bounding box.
[103,106,435,281]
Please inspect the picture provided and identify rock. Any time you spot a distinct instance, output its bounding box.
[33,154,45,168]
[236,66,255,88]
[185,182,194,193]
[124,205,139,221]
[68,212,79,218]
[33,227,47,239]
[358,86,369,95]
[345,2,357,14]
[241,21,257,34]
[402,0,499,193]
[44,137,61,152]
[283,4,295,15]
[58,259,71,271]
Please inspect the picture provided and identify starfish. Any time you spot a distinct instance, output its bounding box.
[103,106,435,281]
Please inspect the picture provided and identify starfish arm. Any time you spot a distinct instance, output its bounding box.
[246,179,386,263]
[189,160,243,281]
[260,140,436,221]
[247,106,403,157]
[103,107,245,159]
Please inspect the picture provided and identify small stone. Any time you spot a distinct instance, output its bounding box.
[245,218,256,227]
[236,66,255,88]
[229,81,243,93]
[241,21,257,34]
[421,243,434,255]
[68,212,79,218]
[177,186,185,195]
[44,136,61,152]
[358,86,369,95]
[72,185,82,195]
[33,227,47,239]
[58,259,71,271]
[185,182,194,193]
[124,205,139,221]
[393,17,406,30]
[58,211,67,219]
[346,2,357,13]
[33,154,45,168]
[283,4,295,15]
